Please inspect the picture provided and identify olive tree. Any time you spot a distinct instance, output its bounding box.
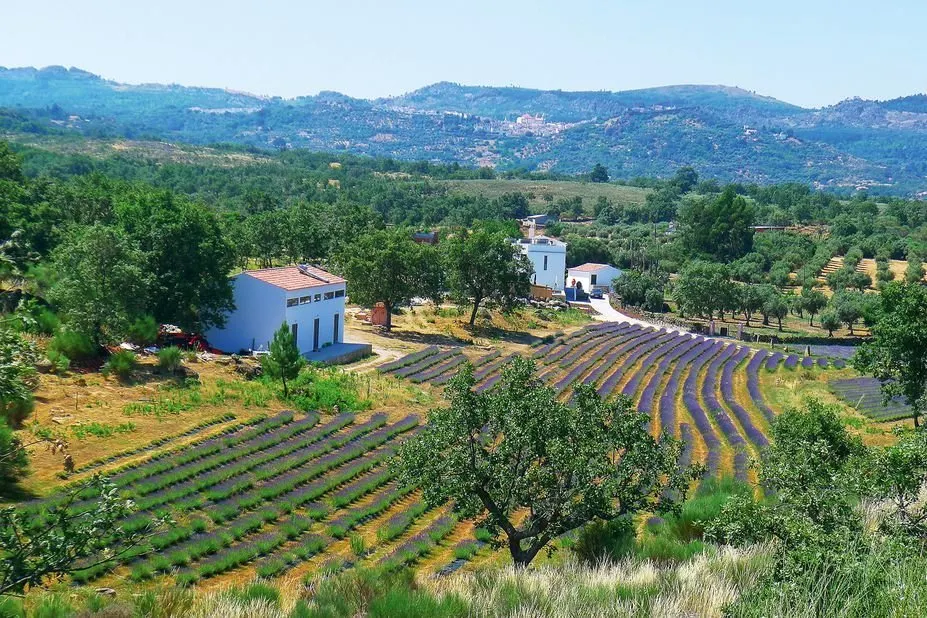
[395,357,694,567]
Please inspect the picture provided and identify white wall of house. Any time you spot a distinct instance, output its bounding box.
[205,274,346,356]
[515,238,567,291]
[568,265,623,292]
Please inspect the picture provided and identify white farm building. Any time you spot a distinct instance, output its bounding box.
[513,235,567,291]
[206,265,346,356]
[568,263,623,292]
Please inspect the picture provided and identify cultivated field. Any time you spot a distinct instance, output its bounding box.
[379,322,855,483]
[442,179,651,213]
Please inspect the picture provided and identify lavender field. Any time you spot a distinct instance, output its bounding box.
[830,377,913,421]
[25,409,483,588]
[380,323,834,482]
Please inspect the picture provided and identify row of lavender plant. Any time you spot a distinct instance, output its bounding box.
[408,351,467,384]
[593,329,674,398]
[746,350,777,423]
[542,323,630,365]
[620,333,694,401]
[555,322,632,366]
[637,336,702,420]
[719,346,769,450]
[656,339,715,439]
[377,346,438,373]
[431,350,501,386]
[392,349,461,379]
[379,514,458,571]
[679,341,725,478]
[552,327,657,395]
[700,344,749,480]
[327,482,417,538]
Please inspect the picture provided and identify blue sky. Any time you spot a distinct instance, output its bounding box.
[1,0,923,107]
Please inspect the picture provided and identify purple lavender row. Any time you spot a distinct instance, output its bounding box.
[473,353,516,382]
[555,327,658,395]
[639,336,702,418]
[832,358,846,369]
[733,450,749,482]
[784,354,799,369]
[557,322,632,366]
[621,333,693,401]
[817,357,829,368]
[545,323,630,365]
[657,339,715,440]
[431,351,500,386]
[745,350,777,423]
[409,352,466,384]
[701,345,749,450]
[393,349,459,379]
[765,352,784,370]
[719,347,769,449]
[329,467,394,505]
[680,341,724,478]
[801,356,814,368]
[381,514,457,565]
[678,423,694,470]
[594,329,670,398]
[136,413,320,492]
[250,415,386,477]
[577,329,653,389]
[378,346,438,373]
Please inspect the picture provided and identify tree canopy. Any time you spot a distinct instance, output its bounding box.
[395,357,693,567]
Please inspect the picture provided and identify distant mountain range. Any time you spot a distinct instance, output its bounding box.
[2,66,927,195]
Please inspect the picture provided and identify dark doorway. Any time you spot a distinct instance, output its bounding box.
[333,313,340,344]
[291,323,298,347]
[313,318,320,352]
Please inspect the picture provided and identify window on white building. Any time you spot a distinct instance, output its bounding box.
[334,289,345,298]
[286,298,298,308]
[324,291,335,300]
[543,255,548,271]
[591,274,598,285]
[299,296,311,305]
[314,293,321,302]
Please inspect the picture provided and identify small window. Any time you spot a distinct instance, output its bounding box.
[299,296,311,305]
[543,255,548,271]
[314,293,321,302]
[591,274,598,285]
[334,289,345,298]
[286,298,298,308]
[324,291,335,300]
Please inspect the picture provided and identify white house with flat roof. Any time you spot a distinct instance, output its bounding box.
[568,263,623,292]
[513,231,567,291]
[206,265,346,356]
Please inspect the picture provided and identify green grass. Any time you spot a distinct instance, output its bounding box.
[442,179,651,214]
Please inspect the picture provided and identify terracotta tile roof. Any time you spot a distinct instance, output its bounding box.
[569,263,612,273]
[243,265,345,291]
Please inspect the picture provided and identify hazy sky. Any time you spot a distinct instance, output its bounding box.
[1,0,923,107]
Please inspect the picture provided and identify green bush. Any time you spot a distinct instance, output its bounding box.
[48,329,96,360]
[31,595,73,618]
[571,516,636,564]
[228,582,280,607]
[0,595,24,618]
[128,314,159,345]
[158,346,183,372]
[103,350,137,380]
[45,348,70,374]
[286,368,371,412]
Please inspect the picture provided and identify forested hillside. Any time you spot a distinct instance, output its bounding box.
[2,66,927,194]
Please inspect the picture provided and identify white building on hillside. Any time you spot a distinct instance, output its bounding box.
[206,265,346,356]
[513,229,567,291]
[568,263,623,292]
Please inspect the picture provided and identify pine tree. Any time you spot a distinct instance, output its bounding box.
[262,323,305,398]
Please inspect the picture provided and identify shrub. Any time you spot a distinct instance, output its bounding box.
[48,329,96,360]
[45,348,70,374]
[128,315,159,345]
[228,582,280,607]
[571,516,636,564]
[157,346,183,372]
[349,533,367,557]
[0,596,24,618]
[103,350,136,380]
[31,595,73,618]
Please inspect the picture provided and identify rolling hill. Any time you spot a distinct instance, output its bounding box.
[2,65,927,194]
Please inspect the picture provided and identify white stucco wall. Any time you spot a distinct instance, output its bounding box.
[568,266,623,291]
[205,274,346,356]
[516,240,567,291]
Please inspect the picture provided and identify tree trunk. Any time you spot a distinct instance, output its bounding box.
[763,314,769,326]
[469,299,481,326]
[507,536,542,568]
[743,312,751,327]
[384,302,393,331]
[777,317,783,331]
[809,314,815,326]
[282,376,288,398]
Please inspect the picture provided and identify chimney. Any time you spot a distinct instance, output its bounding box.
[528,219,536,240]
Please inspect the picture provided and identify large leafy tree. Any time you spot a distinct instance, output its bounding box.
[444,226,532,326]
[117,192,235,331]
[678,186,755,261]
[336,229,435,331]
[262,323,305,398]
[395,357,693,567]
[0,329,39,427]
[855,282,927,428]
[673,260,734,319]
[48,224,152,346]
